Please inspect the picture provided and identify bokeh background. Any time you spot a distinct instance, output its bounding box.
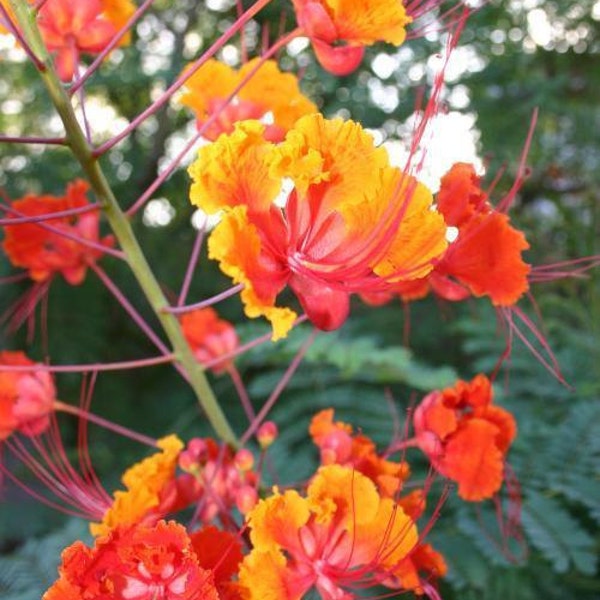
[0,0,599,598]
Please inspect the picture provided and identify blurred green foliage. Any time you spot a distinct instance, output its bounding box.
[0,0,598,598]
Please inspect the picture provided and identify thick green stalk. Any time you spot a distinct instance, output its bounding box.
[9,0,238,446]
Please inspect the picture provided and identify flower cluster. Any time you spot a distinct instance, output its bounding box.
[1,0,587,597]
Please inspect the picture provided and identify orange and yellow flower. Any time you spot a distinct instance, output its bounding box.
[188,114,448,340]
[90,434,184,537]
[180,58,317,142]
[413,374,517,501]
[0,351,56,440]
[2,179,113,285]
[239,464,419,599]
[44,520,220,600]
[310,408,409,498]
[292,0,412,75]
[181,307,239,375]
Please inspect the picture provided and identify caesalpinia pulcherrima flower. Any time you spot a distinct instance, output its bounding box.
[0,0,134,80]
[180,58,318,142]
[0,351,56,440]
[413,373,517,501]
[181,307,239,375]
[189,114,448,340]
[44,520,223,600]
[362,162,531,308]
[2,179,113,285]
[310,408,409,497]
[239,463,419,599]
[291,0,412,75]
[310,410,448,595]
[90,434,184,536]
[36,0,119,81]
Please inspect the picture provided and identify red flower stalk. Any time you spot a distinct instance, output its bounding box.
[0,350,56,440]
[181,308,239,375]
[43,520,223,600]
[2,179,114,285]
[413,374,517,501]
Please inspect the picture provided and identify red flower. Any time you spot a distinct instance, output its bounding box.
[2,180,113,285]
[291,0,412,75]
[413,374,517,501]
[0,351,56,440]
[189,116,448,339]
[181,308,239,375]
[37,0,118,81]
[44,520,220,600]
[309,408,409,498]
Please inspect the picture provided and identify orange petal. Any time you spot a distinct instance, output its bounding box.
[207,206,297,340]
[441,212,531,306]
[441,418,505,501]
[436,162,488,227]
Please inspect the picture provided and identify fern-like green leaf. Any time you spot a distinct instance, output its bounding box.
[520,491,596,575]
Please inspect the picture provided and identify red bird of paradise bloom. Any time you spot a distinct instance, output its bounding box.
[291,0,412,75]
[35,0,121,81]
[239,464,420,599]
[362,162,531,308]
[180,58,318,142]
[188,114,448,340]
[43,520,225,600]
[2,179,114,286]
[412,373,517,501]
[0,351,56,440]
[181,308,239,375]
[309,408,410,498]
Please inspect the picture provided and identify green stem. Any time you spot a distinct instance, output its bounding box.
[9,0,238,446]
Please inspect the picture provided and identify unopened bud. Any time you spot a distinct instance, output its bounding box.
[235,485,258,514]
[257,421,278,448]
[234,448,254,472]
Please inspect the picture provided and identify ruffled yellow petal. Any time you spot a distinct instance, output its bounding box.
[189,120,280,214]
[324,0,412,45]
[270,113,388,200]
[239,549,301,600]
[208,206,297,340]
[247,489,311,553]
[90,435,183,537]
[370,175,448,280]
[353,497,418,568]
[307,464,379,526]
[238,59,318,131]
[180,59,238,118]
